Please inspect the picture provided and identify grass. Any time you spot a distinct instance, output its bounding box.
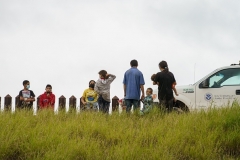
[1,103,240,160]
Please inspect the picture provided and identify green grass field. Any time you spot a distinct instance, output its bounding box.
[1,104,240,160]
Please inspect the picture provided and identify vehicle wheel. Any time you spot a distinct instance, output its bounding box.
[174,101,189,113]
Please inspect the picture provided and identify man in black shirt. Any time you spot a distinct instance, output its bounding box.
[153,61,176,112]
[18,80,35,109]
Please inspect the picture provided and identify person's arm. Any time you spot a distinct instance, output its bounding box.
[19,91,24,101]
[19,94,35,102]
[173,87,178,96]
[39,95,43,108]
[172,82,178,96]
[123,72,127,98]
[123,84,126,97]
[81,96,86,105]
[140,72,145,100]
[30,97,35,102]
[51,94,55,106]
[81,90,87,105]
[140,85,145,100]
[150,96,153,103]
[107,74,116,83]
[30,91,35,102]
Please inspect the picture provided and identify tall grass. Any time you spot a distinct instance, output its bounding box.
[1,103,240,160]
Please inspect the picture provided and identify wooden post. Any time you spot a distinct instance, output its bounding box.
[4,94,12,111]
[59,95,66,110]
[0,96,1,110]
[112,96,119,112]
[37,95,40,110]
[15,95,20,109]
[69,95,76,109]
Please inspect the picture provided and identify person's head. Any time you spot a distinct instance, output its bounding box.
[23,80,30,90]
[130,59,138,67]
[146,88,153,96]
[89,80,95,85]
[45,84,52,93]
[98,70,107,79]
[151,74,156,81]
[89,80,95,89]
[159,60,169,72]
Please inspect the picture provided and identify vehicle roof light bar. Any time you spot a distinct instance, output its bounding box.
[230,60,240,66]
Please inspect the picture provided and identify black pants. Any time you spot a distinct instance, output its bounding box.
[98,96,110,114]
[159,98,173,112]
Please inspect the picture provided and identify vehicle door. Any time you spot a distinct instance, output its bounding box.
[195,68,240,109]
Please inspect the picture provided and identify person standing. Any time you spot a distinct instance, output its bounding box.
[39,84,55,109]
[123,59,145,113]
[18,80,35,109]
[94,70,116,114]
[153,60,176,112]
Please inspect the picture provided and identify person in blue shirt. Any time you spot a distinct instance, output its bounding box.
[123,59,145,113]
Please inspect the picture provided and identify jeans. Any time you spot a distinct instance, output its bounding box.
[125,99,140,113]
[98,96,110,114]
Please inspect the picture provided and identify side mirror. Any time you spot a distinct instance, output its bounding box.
[201,79,209,88]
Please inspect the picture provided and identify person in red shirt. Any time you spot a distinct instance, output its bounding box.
[39,84,55,109]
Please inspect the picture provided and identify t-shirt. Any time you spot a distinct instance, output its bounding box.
[18,89,35,108]
[94,74,116,102]
[154,71,176,101]
[143,95,153,108]
[82,88,98,102]
[123,67,145,100]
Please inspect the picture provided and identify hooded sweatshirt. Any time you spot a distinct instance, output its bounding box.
[94,74,116,102]
[39,92,55,109]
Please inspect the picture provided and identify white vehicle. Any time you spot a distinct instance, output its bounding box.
[153,61,240,112]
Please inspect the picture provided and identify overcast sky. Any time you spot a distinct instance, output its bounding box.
[1,0,240,107]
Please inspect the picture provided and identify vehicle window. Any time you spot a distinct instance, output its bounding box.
[221,75,240,86]
[209,74,223,88]
[209,68,240,88]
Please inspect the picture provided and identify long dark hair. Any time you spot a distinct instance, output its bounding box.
[159,61,169,72]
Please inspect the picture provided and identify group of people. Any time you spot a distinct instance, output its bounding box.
[18,70,116,114]
[80,70,116,113]
[18,59,178,114]
[18,81,55,109]
[121,59,178,115]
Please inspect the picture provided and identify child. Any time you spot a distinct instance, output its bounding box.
[140,88,153,115]
[18,80,35,109]
[39,84,55,109]
[81,80,99,111]
[94,70,116,114]
[151,74,178,97]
